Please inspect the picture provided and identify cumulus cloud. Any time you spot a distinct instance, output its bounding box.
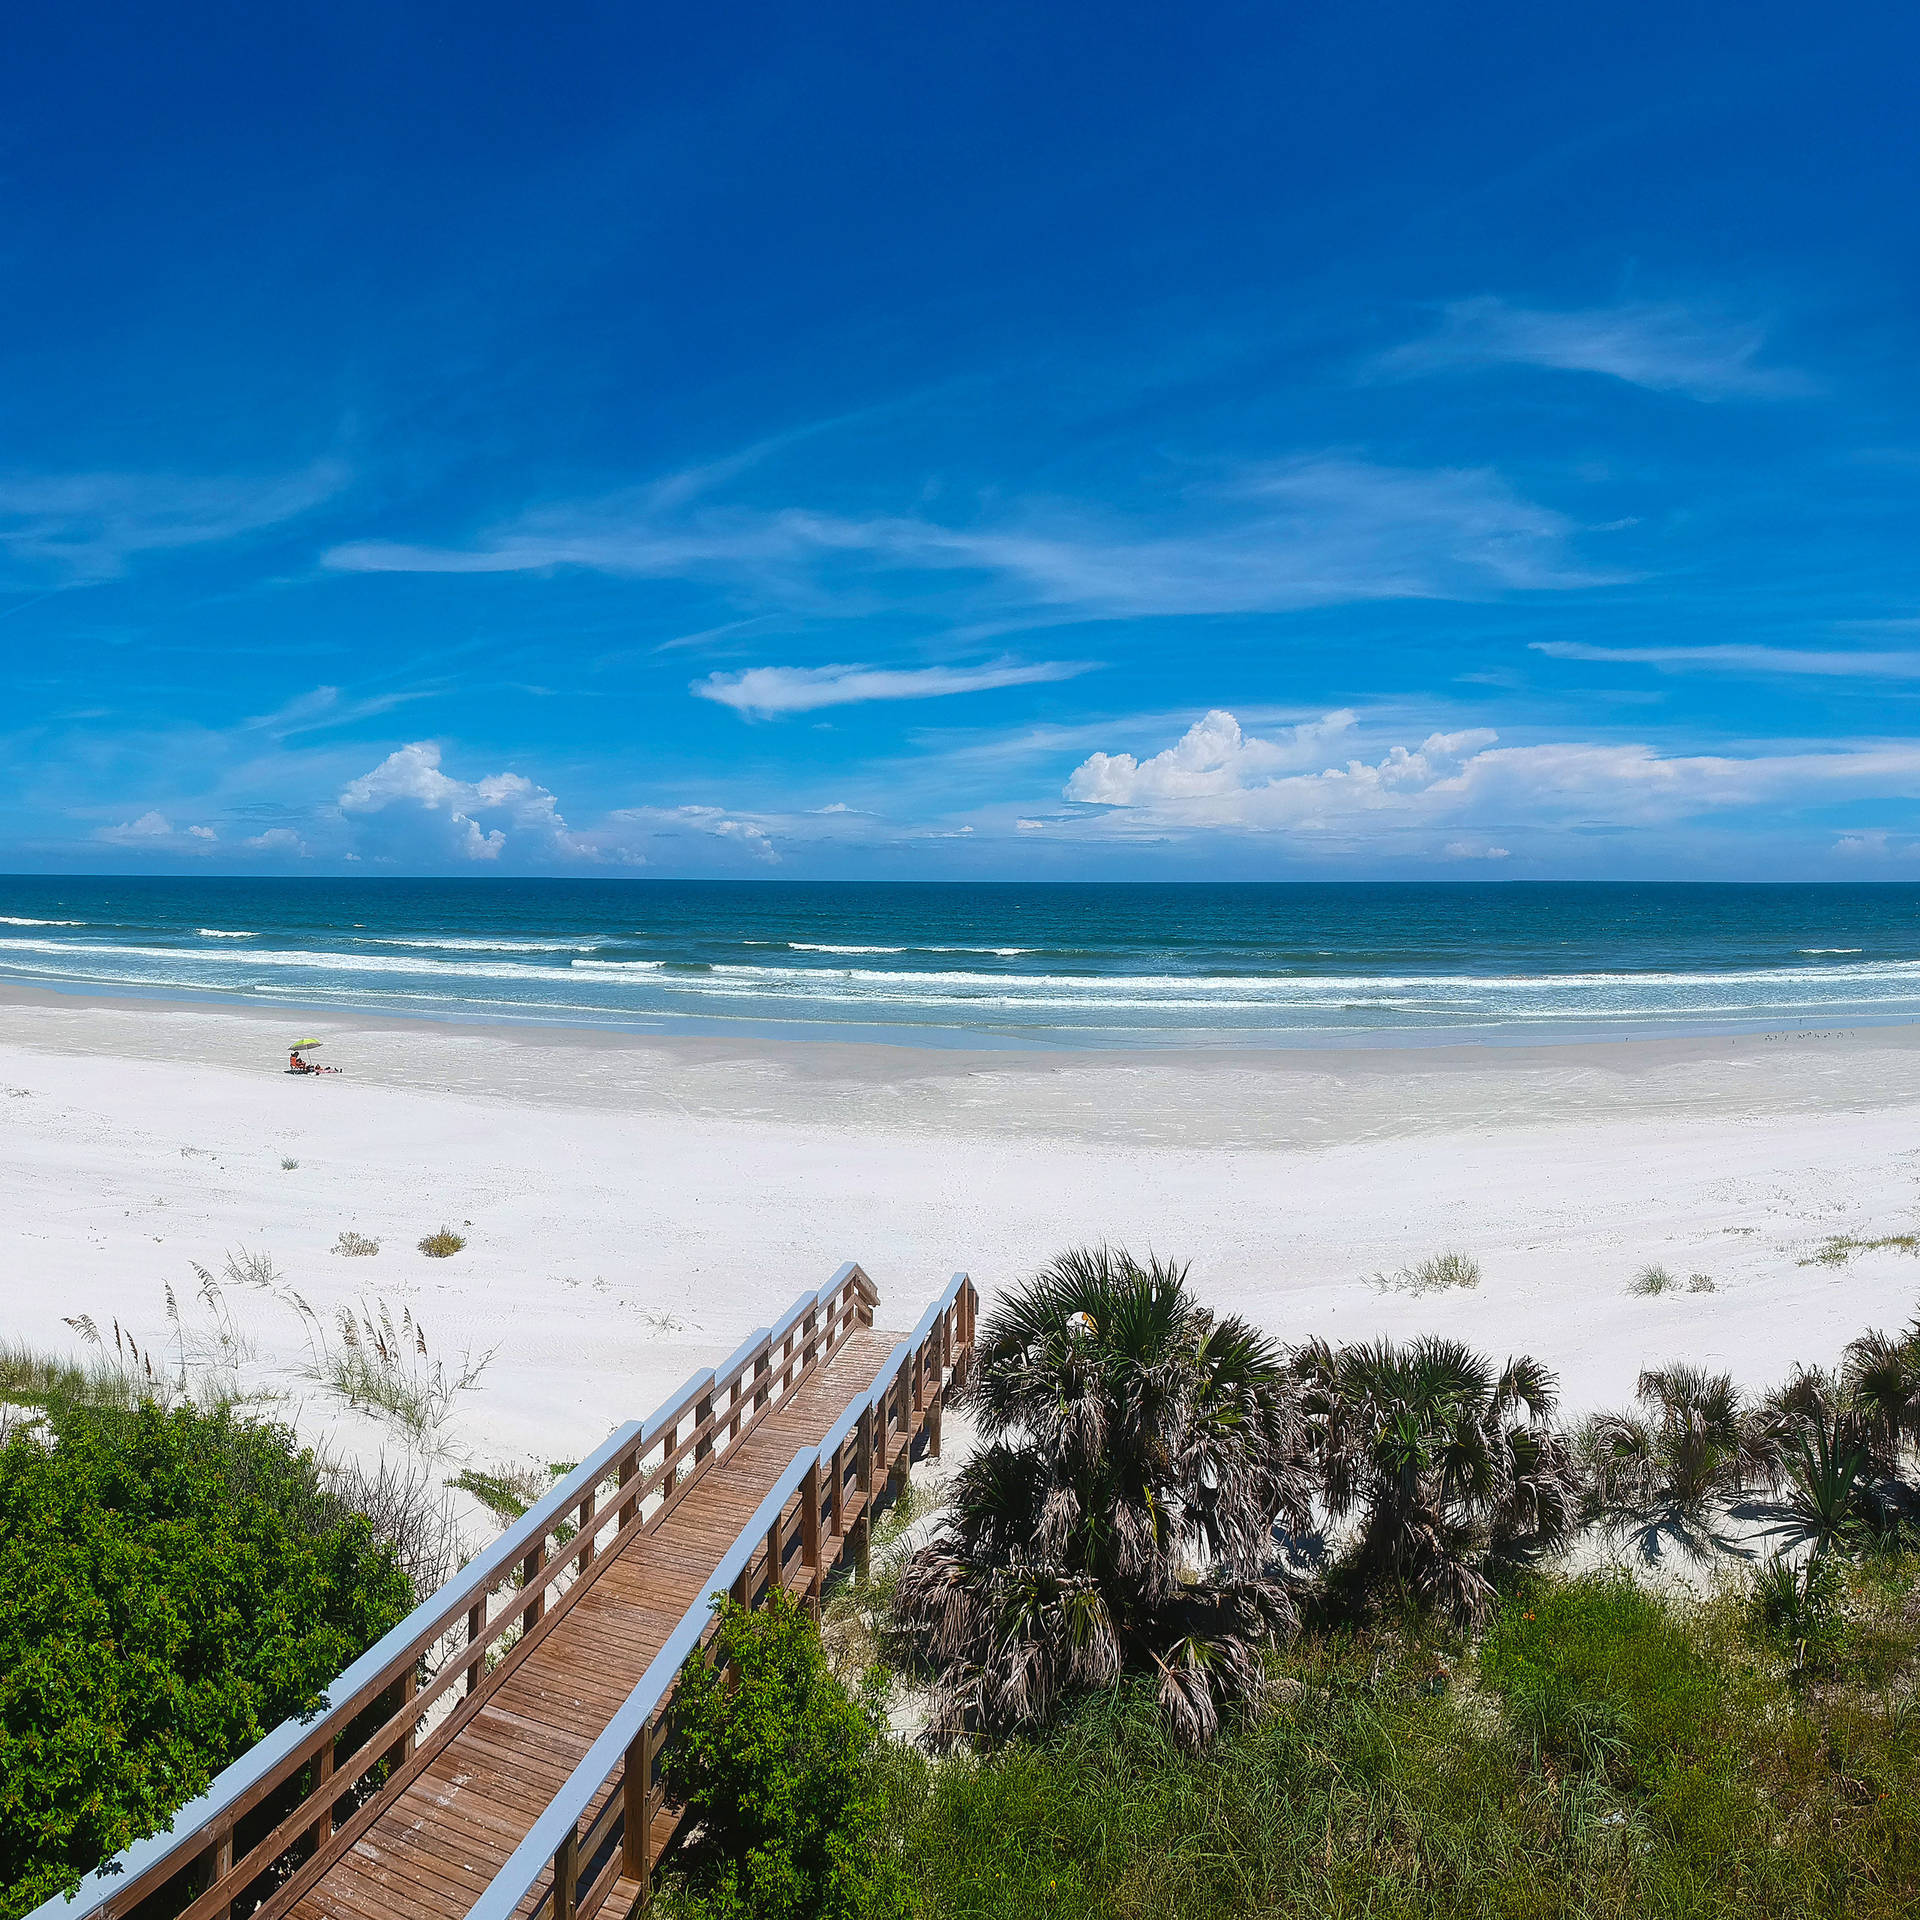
[1062,709,1920,849]
[693,658,1091,717]
[1532,641,1920,677]
[325,453,1608,619]
[97,811,220,850]
[338,741,581,863]
[244,827,309,855]
[0,461,345,584]
[1379,298,1811,400]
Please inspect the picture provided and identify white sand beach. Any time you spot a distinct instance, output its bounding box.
[4,983,1919,1479]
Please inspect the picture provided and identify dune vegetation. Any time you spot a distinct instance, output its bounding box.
[667,1247,1920,1919]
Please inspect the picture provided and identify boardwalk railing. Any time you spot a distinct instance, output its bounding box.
[38,1260,976,1920]
[465,1267,977,1920]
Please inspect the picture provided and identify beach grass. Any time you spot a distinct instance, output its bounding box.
[1372,1250,1482,1294]
[1802,1233,1920,1269]
[418,1227,466,1258]
[1628,1263,1677,1295]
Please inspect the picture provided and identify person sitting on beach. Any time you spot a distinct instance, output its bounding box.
[289,1049,314,1074]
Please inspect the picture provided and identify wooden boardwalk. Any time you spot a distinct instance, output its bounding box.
[40,1265,976,1920]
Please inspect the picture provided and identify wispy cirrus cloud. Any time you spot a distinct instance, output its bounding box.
[693,658,1094,717]
[0,460,347,584]
[1532,641,1920,676]
[323,453,1612,621]
[1379,298,1811,400]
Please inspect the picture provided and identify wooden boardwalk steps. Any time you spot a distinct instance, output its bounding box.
[38,1264,976,1920]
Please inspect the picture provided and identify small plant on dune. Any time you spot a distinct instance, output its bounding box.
[1686,1271,1716,1292]
[287,1294,495,1447]
[332,1230,380,1257]
[450,1461,554,1527]
[1293,1334,1579,1624]
[1373,1250,1481,1294]
[19,1328,160,1412]
[220,1246,282,1289]
[418,1228,466,1259]
[1628,1263,1677,1296]
[280,1156,299,1170]
[892,1246,1312,1749]
[1802,1232,1920,1269]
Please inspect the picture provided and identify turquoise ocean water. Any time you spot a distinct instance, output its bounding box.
[2,878,1919,1050]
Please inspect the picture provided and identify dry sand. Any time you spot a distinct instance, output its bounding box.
[3,982,1918,1481]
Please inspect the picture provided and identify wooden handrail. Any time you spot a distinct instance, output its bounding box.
[32,1259,885,1920]
[462,1266,976,1920]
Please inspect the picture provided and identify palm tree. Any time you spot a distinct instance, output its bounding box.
[1294,1336,1577,1624]
[1837,1321,1920,1477]
[1581,1363,1780,1520]
[890,1247,1311,1749]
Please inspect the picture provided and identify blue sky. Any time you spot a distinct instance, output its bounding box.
[3,1,1918,878]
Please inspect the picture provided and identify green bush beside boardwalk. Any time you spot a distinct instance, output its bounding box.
[0,1403,410,1919]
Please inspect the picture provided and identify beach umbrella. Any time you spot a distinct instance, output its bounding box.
[291,1038,324,1051]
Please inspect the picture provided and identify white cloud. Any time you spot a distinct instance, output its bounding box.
[324,453,1608,620]
[244,827,309,855]
[693,658,1091,717]
[338,741,580,864]
[603,804,780,864]
[1062,709,1920,848]
[1379,298,1811,399]
[1064,710,1365,806]
[0,461,345,583]
[97,810,221,850]
[1532,641,1920,677]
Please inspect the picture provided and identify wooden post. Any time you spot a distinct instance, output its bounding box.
[929,1386,943,1462]
[520,1544,546,1634]
[313,1735,334,1847]
[400,1665,418,1763]
[466,1601,486,1697]
[694,1387,715,1463]
[801,1461,821,1610]
[575,1489,596,1576]
[828,1441,845,1537]
[618,1453,638,1529]
[765,1511,784,1601]
[912,1346,925,1414]
[553,1825,579,1920]
[623,1718,655,1883]
[854,1403,875,1581]
[206,1830,233,1920]
[753,1349,771,1415]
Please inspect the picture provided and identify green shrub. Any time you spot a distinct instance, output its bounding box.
[664,1592,909,1920]
[417,1228,465,1258]
[0,1402,411,1917]
[1747,1554,1847,1672]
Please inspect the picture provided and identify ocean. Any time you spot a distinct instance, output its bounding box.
[2,877,1919,1050]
